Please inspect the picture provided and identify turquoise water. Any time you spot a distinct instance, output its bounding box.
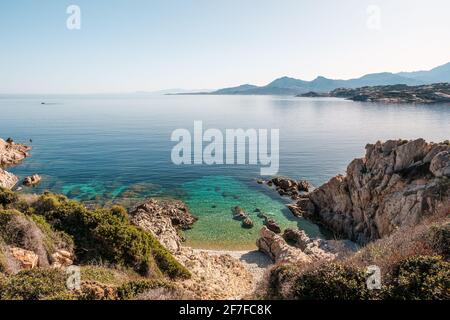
[0,94,449,249]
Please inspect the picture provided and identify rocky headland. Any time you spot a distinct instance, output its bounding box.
[256,138,449,300]
[283,139,450,244]
[0,138,31,189]
[298,83,450,103]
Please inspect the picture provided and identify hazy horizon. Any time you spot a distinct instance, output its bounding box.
[1,0,450,94]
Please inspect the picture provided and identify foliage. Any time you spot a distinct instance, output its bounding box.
[0,187,18,208]
[384,256,450,300]
[291,263,370,300]
[0,268,68,300]
[32,193,190,279]
[116,279,174,300]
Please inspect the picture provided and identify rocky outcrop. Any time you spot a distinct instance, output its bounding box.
[51,249,74,269]
[0,139,31,190]
[0,138,31,167]
[257,227,313,264]
[0,169,19,189]
[299,139,450,244]
[130,198,254,299]
[256,226,355,264]
[267,177,313,200]
[331,83,450,103]
[256,226,347,264]
[23,174,42,187]
[129,199,196,253]
[9,247,39,269]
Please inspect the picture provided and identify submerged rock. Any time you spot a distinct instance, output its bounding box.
[242,218,254,229]
[268,177,313,200]
[232,206,247,221]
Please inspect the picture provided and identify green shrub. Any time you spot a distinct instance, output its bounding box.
[384,256,450,300]
[0,268,68,300]
[110,205,129,222]
[429,224,449,259]
[0,245,7,273]
[30,214,74,255]
[116,279,173,300]
[32,193,190,279]
[0,188,18,208]
[292,263,370,300]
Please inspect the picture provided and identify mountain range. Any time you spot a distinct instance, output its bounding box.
[205,62,450,95]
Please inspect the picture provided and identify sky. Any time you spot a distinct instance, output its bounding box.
[0,0,449,94]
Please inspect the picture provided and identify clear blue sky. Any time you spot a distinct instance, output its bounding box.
[1,0,449,94]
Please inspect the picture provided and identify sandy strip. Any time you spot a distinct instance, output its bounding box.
[193,249,273,287]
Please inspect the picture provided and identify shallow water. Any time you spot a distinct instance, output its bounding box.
[1,94,449,249]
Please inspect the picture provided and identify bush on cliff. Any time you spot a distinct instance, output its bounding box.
[294,263,370,300]
[31,193,190,279]
[383,255,450,300]
[0,209,73,267]
[0,268,68,300]
[0,187,18,208]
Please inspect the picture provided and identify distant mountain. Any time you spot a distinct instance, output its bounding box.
[205,62,449,95]
[397,62,450,83]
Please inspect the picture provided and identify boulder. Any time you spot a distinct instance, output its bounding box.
[264,218,281,234]
[430,151,450,177]
[23,174,42,187]
[51,249,74,268]
[232,206,247,220]
[242,218,254,229]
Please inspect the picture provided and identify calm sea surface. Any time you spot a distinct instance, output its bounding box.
[1,95,449,249]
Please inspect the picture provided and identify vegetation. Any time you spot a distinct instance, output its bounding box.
[0,188,18,208]
[385,256,449,300]
[27,193,189,279]
[265,216,450,300]
[0,268,68,300]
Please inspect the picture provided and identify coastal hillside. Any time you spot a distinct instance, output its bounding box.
[203,62,450,95]
[1,138,449,300]
[257,139,449,300]
[300,83,450,103]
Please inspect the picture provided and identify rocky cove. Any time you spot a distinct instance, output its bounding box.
[0,137,449,300]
